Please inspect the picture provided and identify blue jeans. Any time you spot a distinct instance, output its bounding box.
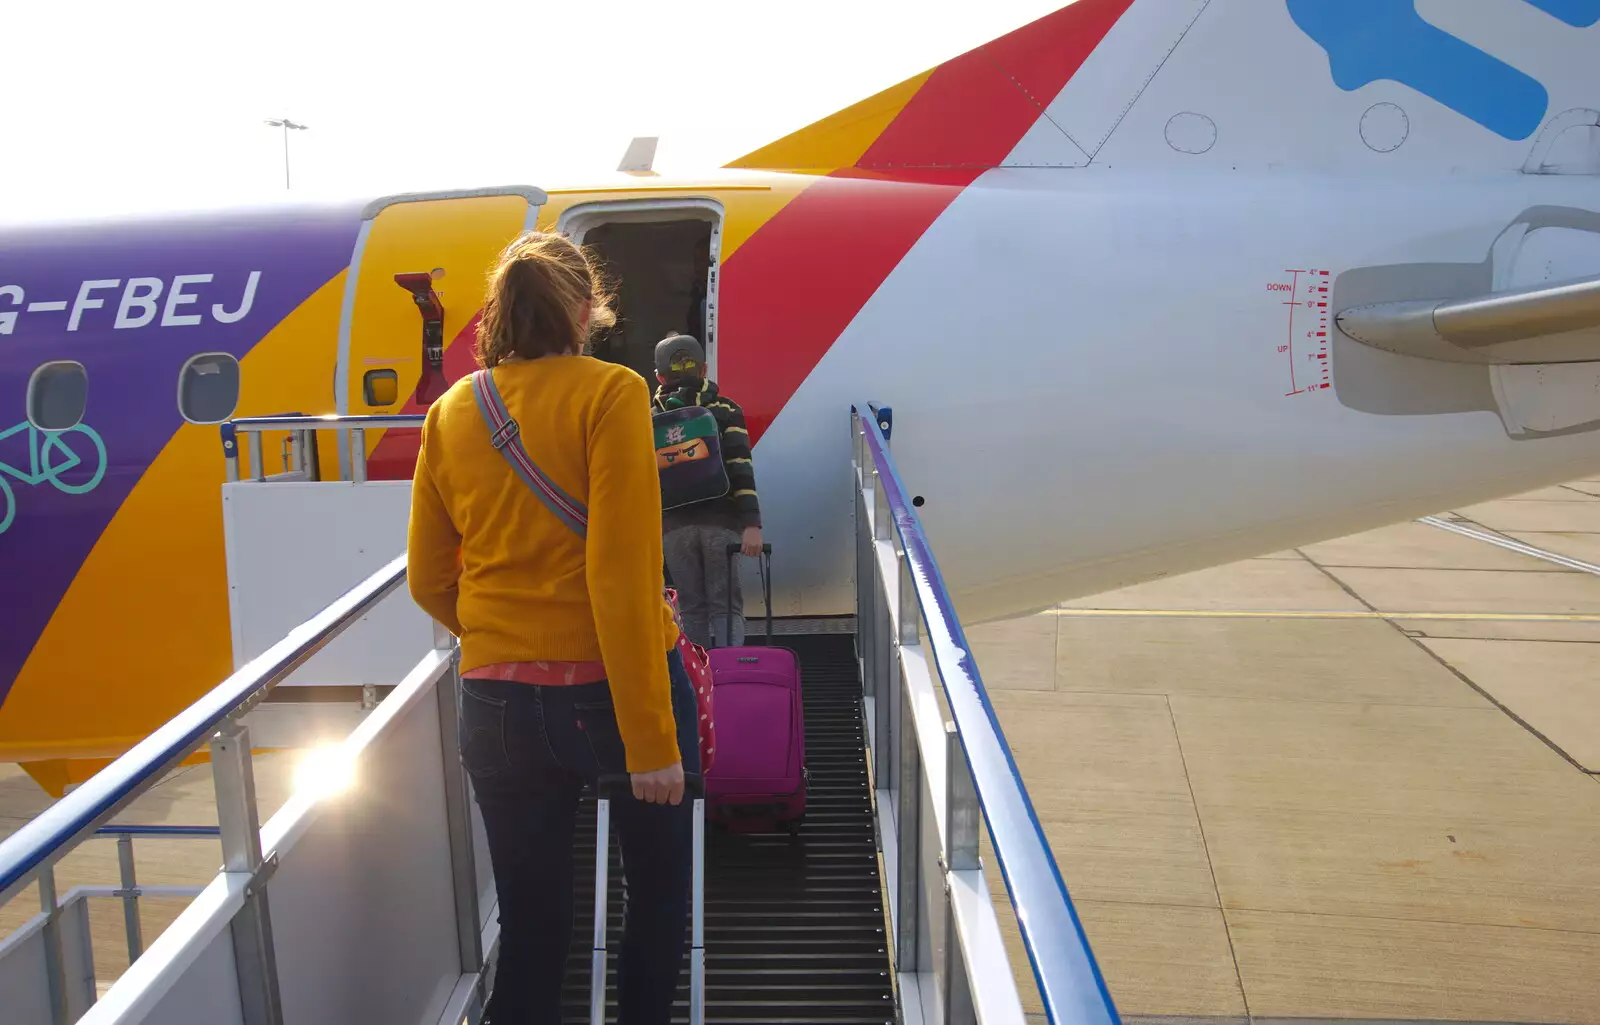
[459,649,701,1025]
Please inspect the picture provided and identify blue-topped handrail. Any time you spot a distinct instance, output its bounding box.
[852,406,1120,1025]
[0,553,409,907]
[93,825,222,838]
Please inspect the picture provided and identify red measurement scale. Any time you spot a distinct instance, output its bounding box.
[1269,269,1331,396]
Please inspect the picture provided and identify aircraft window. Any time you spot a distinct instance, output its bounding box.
[27,361,88,432]
[178,352,241,424]
[363,369,399,407]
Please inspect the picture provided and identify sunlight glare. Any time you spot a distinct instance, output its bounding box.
[293,744,357,799]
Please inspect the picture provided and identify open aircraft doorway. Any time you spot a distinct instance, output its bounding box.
[562,200,723,383]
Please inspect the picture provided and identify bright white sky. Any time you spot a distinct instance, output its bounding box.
[2,0,1067,225]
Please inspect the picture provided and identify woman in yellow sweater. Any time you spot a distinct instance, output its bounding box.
[408,232,697,1024]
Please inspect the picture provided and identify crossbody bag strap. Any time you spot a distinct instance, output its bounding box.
[470,369,590,537]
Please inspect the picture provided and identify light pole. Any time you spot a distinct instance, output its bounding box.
[264,119,308,189]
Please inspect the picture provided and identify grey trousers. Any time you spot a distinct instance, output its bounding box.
[664,524,743,649]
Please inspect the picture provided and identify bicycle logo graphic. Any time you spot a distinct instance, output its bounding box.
[0,420,108,536]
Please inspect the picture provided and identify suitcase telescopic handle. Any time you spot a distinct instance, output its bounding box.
[591,771,708,1025]
[596,772,706,799]
[725,543,774,644]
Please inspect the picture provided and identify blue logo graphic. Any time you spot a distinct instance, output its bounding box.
[0,421,107,535]
[1526,0,1600,27]
[1287,0,1600,141]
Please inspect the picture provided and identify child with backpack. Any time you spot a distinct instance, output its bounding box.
[652,333,762,649]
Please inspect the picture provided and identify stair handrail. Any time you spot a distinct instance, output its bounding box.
[853,405,1120,1025]
[0,554,408,907]
[219,413,428,483]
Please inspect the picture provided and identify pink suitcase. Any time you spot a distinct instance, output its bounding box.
[705,544,807,833]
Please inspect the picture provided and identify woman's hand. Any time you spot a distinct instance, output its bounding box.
[632,762,686,805]
[741,526,764,558]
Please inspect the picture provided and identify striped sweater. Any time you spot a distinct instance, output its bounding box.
[653,379,761,532]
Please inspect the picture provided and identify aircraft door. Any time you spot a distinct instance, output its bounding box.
[334,186,545,480]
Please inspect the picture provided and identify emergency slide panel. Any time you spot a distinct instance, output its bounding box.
[221,480,426,687]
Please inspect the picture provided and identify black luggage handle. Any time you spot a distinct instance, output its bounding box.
[725,543,774,644]
[596,772,705,799]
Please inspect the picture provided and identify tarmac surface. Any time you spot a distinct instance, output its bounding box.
[4,480,1600,1021]
[971,480,1600,1025]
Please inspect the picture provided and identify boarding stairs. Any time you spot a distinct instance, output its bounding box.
[0,407,1119,1025]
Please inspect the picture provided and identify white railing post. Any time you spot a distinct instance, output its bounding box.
[873,556,894,786]
[944,724,981,1025]
[873,470,891,542]
[871,461,897,766]
[433,622,483,977]
[944,725,980,871]
[212,722,284,1025]
[349,428,368,484]
[854,418,874,698]
[115,835,144,962]
[296,428,317,479]
[38,866,67,1025]
[854,418,877,705]
[894,674,922,970]
[856,489,876,699]
[897,547,919,648]
[247,433,266,483]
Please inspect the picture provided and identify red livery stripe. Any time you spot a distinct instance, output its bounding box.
[719,0,1132,443]
[859,0,1134,170]
[717,174,967,444]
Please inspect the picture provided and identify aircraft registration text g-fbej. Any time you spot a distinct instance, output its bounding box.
[0,272,263,335]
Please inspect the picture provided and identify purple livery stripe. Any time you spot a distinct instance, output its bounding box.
[0,202,363,707]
